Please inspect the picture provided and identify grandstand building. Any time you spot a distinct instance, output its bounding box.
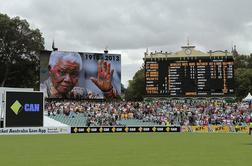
[144,44,233,60]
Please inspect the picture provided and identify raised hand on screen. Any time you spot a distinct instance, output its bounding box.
[90,60,115,97]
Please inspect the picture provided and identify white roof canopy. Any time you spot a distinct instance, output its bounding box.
[243,92,252,102]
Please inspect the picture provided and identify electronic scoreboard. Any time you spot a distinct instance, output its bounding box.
[145,55,234,97]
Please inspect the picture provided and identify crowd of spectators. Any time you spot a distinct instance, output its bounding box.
[45,99,252,127]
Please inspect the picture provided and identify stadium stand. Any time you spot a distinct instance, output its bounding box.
[45,100,252,127]
[44,116,69,127]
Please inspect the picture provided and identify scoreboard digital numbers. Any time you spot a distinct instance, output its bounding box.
[145,57,234,97]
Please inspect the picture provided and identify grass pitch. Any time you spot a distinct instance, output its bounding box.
[0,133,251,166]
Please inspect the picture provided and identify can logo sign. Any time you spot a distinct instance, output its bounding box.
[10,100,23,115]
[24,104,40,112]
[10,100,40,115]
[5,91,43,127]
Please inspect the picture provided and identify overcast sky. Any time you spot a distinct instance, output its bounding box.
[1,0,252,87]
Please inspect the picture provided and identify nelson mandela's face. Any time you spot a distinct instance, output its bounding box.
[49,58,80,94]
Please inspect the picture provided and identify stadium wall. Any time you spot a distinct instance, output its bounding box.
[0,127,70,135]
[71,125,250,134]
[0,125,250,135]
[182,125,249,133]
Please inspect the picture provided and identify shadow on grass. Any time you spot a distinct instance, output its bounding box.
[242,143,252,146]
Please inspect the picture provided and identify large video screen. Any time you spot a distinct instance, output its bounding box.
[40,51,121,99]
[145,57,234,97]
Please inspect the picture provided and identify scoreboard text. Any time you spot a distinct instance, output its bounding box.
[145,57,234,97]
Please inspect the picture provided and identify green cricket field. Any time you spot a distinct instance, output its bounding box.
[0,133,251,166]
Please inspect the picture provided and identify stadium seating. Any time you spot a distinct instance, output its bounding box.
[117,119,158,126]
[48,114,159,127]
[49,113,87,127]
[45,100,252,127]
